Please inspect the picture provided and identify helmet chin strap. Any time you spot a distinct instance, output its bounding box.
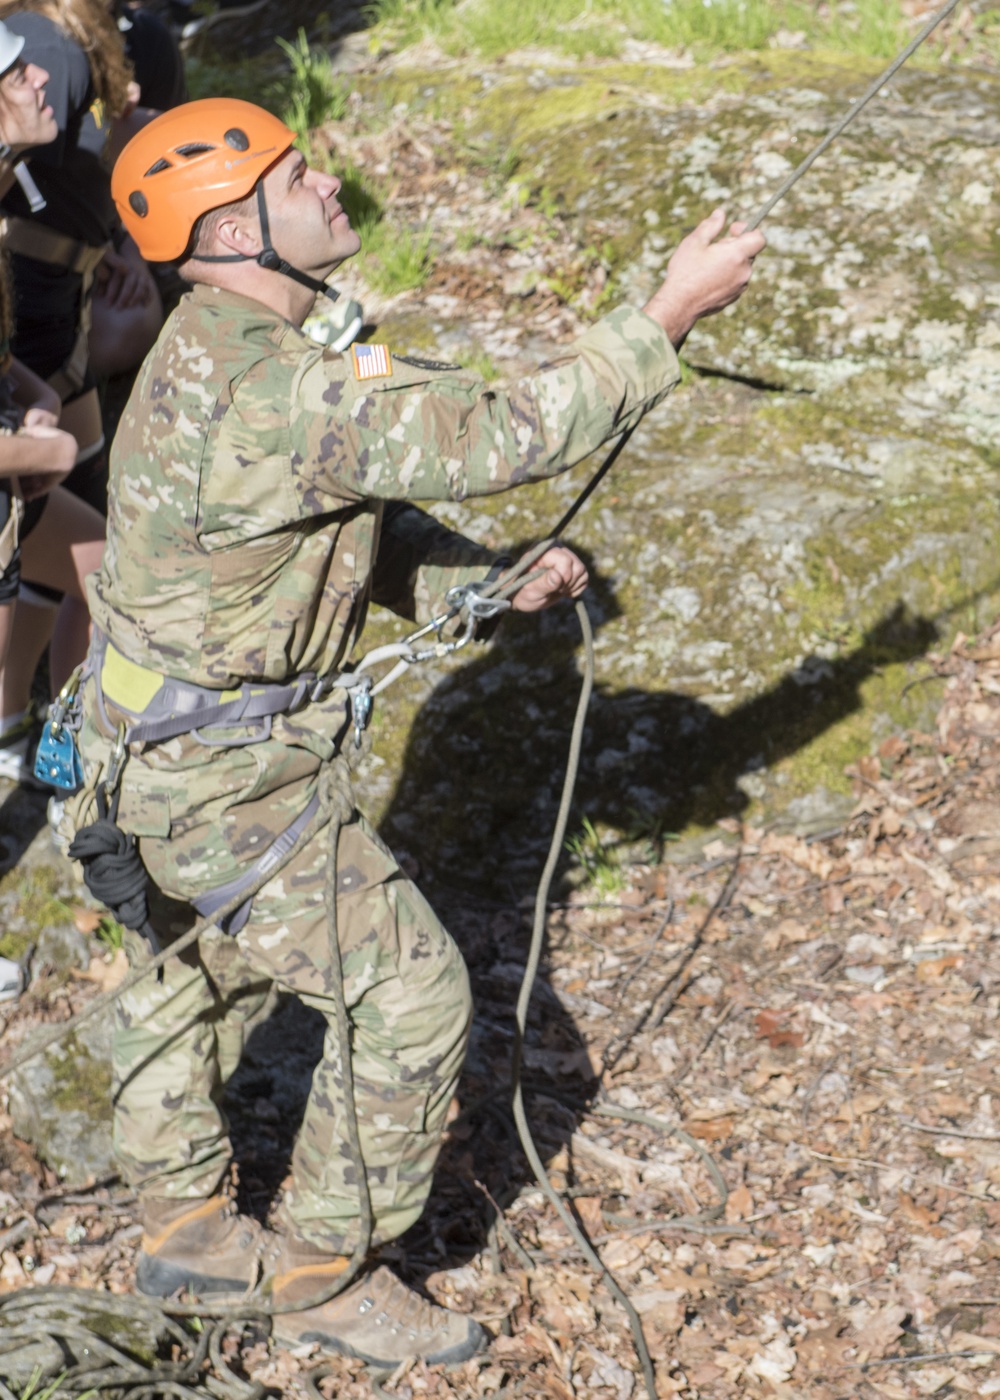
[194,183,340,303]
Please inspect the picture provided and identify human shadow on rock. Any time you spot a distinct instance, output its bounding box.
[207,579,943,1281]
[375,570,941,1275]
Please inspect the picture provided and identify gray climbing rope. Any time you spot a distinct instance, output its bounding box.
[0,2,968,1389]
[747,0,964,231]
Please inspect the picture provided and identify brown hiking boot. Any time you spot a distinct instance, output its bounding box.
[135,1195,272,1300]
[270,1235,486,1368]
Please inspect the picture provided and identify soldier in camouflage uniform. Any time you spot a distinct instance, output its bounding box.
[70,99,764,1365]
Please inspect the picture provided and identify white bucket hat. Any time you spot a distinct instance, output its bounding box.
[0,22,24,82]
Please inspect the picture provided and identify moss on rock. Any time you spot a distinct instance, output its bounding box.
[342,52,1000,885]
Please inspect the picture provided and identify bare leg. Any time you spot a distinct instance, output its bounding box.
[21,486,104,692]
[0,596,53,717]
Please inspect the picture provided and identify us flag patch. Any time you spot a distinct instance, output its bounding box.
[352,343,393,380]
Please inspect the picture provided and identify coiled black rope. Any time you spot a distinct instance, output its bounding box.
[68,785,162,956]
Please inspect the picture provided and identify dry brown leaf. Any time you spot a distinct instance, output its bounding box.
[491,1332,547,1364]
[897,1193,941,1227]
[685,1116,734,1142]
[835,1091,884,1120]
[796,1323,851,1373]
[754,1008,805,1049]
[71,906,102,935]
[858,754,882,783]
[573,1195,604,1235]
[854,1301,909,1361]
[69,948,128,993]
[916,954,964,980]
[725,1182,754,1222]
[762,917,811,951]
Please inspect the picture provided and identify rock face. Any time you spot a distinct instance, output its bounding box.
[8,1013,114,1187]
[339,52,1000,889]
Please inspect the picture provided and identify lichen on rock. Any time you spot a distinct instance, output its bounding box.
[341,51,1000,884]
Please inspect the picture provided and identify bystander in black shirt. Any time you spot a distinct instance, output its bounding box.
[0,12,116,379]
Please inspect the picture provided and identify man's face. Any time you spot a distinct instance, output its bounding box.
[0,59,56,151]
[259,148,362,276]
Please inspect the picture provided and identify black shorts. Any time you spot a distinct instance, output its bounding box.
[8,260,95,405]
[0,487,47,603]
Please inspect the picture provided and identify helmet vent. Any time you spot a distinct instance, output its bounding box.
[128,191,148,218]
[176,143,216,158]
[224,128,250,151]
[144,158,172,177]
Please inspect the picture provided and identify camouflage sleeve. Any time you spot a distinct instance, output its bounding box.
[292,303,679,505]
[370,502,506,624]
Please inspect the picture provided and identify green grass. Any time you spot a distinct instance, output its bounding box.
[94,915,125,953]
[19,1369,96,1400]
[565,815,625,896]
[366,0,921,63]
[330,158,433,297]
[187,30,348,146]
[362,225,435,296]
[455,348,501,381]
[277,29,349,150]
[185,53,285,108]
[337,160,385,247]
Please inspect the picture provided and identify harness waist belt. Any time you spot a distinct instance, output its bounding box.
[191,793,321,936]
[97,633,360,747]
[2,217,109,275]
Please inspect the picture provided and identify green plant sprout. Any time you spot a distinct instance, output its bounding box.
[565,815,625,895]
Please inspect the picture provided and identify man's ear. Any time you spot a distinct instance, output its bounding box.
[215,213,259,258]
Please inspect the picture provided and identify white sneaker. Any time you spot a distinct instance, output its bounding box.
[0,711,39,783]
[0,955,22,1002]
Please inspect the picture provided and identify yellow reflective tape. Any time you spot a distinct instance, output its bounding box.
[102,643,164,713]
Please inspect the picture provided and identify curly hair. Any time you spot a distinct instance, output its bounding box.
[0,0,132,118]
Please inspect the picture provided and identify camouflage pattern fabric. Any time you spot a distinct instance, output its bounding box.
[109,760,472,1253]
[78,283,680,1247]
[88,284,679,689]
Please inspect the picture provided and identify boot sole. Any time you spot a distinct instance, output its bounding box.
[135,1251,255,1301]
[272,1318,486,1370]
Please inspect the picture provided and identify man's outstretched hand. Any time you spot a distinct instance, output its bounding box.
[510,545,589,613]
[643,207,766,348]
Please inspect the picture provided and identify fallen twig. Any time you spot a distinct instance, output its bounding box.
[673,997,739,1084]
[899,1119,1000,1142]
[612,901,675,1006]
[847,1348,990,1370]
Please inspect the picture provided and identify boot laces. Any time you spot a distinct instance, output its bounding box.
[372,1269,455,1339]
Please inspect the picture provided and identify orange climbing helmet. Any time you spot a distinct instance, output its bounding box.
[112,98,296,262]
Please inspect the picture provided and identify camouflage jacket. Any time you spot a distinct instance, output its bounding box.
[74,286,680,903]
[87,284,680,691]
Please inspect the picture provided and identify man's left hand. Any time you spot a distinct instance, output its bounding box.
[510,546,589,613]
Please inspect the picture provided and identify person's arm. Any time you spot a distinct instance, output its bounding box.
[294,210,764,508]
[6,356,61,425]
[94,230,155,309]
[371,503,588,631]
[0,423,77,499]
[369,502,507,624]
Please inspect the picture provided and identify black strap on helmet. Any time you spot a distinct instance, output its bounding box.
[194,183,340,303]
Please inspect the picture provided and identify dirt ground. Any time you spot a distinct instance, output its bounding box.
[1,630,1000,1397]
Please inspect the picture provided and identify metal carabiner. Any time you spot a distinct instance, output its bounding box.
[444,581,512,623]
[103,722,128,805]
[47,665,84,740]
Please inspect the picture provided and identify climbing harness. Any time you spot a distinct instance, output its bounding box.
[0,2,967,1392]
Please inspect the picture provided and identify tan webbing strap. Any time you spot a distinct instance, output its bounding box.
[1,217,108,276]
[0,479,24,577]
[47,323,91,402]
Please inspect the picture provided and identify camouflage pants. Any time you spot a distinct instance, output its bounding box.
[111,798,472,1254]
